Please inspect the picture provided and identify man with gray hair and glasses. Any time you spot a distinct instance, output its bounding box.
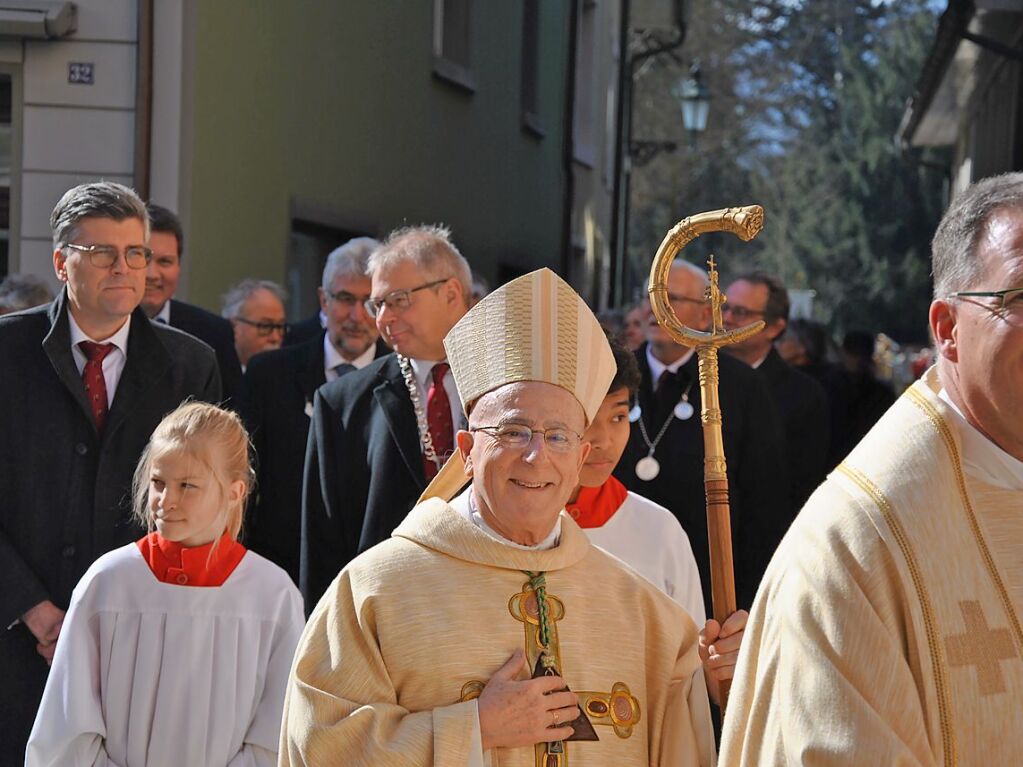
[0,181,220,762]
[301,224,472,609]
[221,278,288,370]
[239,237,388,583]
[721,173,1023,763]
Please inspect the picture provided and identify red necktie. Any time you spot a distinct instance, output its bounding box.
[79,341,115,433]
[424,362,454,480]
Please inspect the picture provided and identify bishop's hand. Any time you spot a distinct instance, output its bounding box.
[478,648,579,750]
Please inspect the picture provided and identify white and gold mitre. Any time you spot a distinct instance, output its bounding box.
[418,268,615,503]
[443,267,615,423]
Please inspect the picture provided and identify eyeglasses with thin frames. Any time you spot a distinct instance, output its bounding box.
[233,317,290,337]
[470,423,583,453]
[364,278,451,318]
[64,242,153,270]
[949,287,1023,313]
[667,292,705,307]
[722,304,767,322]
[326,289,372,308]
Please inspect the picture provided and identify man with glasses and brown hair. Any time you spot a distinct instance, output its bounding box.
[722,173,1023,764]
[142,203,243,402]
[301,224,471,609]
[722,271,830,568]
[615,258,788,610]
[0,181,220,762]
[221,278,288,370]
[239,237,388,583]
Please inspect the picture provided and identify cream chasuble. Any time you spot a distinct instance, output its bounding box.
[720,368,1023,765]
[280,498,715,766]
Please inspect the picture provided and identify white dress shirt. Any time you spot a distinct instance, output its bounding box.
[323,335,377,382]
[68,313,131,407]
[153,301,171,324]
[409,357,466,434]
[646,344,695,383]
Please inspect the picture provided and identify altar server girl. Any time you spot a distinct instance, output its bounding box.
[27,402,304,767]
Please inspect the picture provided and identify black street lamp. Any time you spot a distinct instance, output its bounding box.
[673,62,710,146]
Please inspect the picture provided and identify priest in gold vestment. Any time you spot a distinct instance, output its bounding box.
[720,173,1023,765]
[280,268,716,766]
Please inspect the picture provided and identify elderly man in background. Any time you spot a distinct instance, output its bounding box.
[300,224,471,609]
[141,203,243,402]
[615,259,788,610]
[239,237,388,583]
[722,172,1023,764]
[0,273,54,314]
[221,278,288,370]
[0,181,220,762]
[281,268,714,766]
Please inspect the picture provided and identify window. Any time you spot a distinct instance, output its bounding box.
[572,0,597,165]
[433,0,475,92]
[520,0,543,136]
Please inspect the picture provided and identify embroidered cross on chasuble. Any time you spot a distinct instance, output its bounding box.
[459,572,641,767]
[944,600,1019,696]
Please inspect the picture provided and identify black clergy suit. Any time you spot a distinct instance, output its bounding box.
[238,334,389,584]
[755,346,830,511]
[615,344,789,610]
[0,290,220,762]
[167,298,243,404]
[301,353,429,611]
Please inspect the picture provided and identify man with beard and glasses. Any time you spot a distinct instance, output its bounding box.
[238,237,387,582]
[300,224,472,609]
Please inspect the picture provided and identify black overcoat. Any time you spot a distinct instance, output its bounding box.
[238,334,388,584]
[300,353,428,611]
[0,290,220,760]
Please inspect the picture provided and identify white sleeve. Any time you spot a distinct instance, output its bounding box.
[669,524,707,626]
[25,586,124,767]
[233,584,306,764]
[470,700,489,767]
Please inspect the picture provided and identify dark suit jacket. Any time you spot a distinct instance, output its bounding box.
[238,334,389,584]
[614,344,789,610]
[168,298,243,404]
[756,347,830,510]
[0,290,220,760]
[284,313,323,347]
[301,353,427,610]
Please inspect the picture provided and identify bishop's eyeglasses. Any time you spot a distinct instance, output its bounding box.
[949,287,1023,313]
[64,242,153,269]
[470,423,583,453]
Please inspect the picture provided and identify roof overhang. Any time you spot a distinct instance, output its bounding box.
[899,0,1023,148]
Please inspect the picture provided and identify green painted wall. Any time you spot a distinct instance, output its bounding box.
[184,1,570,313]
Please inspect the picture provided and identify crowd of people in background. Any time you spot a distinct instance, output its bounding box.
[4,174,1004,766]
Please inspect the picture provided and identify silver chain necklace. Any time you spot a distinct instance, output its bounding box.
[632,379,694,481]
[397,354,442,470]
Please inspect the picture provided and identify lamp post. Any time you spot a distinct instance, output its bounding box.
[673,62,710,147]
[609,0,688,306]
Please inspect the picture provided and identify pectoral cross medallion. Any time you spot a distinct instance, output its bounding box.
[460,583,643,766]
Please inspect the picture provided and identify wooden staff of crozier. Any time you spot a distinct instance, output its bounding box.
[646,205,765,711]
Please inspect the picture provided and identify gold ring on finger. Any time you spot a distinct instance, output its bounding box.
[552,710,559,726]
